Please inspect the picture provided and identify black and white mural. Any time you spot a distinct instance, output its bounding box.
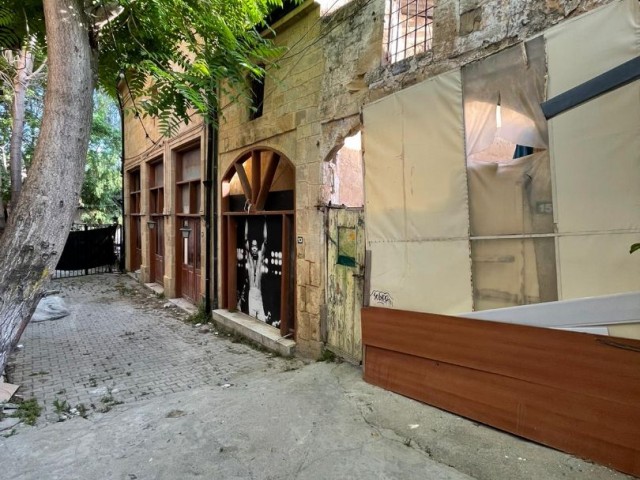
[236,216,283,328]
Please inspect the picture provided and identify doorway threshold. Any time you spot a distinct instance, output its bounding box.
[144,283,164,296]
[212,309,296,357]
[168,297,198,315]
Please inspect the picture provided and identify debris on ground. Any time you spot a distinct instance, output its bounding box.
[0,381,19,403]
[31,296,70,322]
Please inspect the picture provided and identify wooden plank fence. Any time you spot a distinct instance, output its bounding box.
[362,306,640,477]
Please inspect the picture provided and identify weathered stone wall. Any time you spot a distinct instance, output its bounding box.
[319,0,382,163]
[219,1,327,358]
[122,88,207,299]
[123,0,619,359]
[367,0,612,99]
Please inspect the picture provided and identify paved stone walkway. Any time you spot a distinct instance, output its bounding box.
[7,273,302,421]
[2,276,633,480]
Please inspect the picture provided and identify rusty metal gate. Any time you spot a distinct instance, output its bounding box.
[326,207,365,363]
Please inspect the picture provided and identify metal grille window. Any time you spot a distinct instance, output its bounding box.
[385,0,434,64]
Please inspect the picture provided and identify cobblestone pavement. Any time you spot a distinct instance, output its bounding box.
[7,273,303,421]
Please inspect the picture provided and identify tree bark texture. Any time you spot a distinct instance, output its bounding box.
[0,0,95,374]
[0,148,6,230]
[9,46,33,207]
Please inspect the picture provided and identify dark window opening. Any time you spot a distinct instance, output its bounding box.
[249,72,265,120]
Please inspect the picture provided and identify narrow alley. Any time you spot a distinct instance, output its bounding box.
[0,274,631,480]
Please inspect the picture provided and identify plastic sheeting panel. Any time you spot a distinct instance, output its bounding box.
[463,39,548,156]
[368,241,473,314]
[364,71,469,242]
[557,233,640,299]
[549,84,640,233]
[546,0,640,300]
[467,152,554,236]
[364,70,471,313]
[546,0,639,98]
[472,238,558,311]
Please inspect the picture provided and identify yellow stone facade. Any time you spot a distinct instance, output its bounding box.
[123,0,620,359]
[122,94,207,300]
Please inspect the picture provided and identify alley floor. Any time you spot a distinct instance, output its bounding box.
[6,273,299,419]
[0,274,633,480]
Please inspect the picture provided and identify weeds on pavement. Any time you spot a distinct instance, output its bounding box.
[13,399,42,426]
[317,348,337,363]
[186,302,211,324]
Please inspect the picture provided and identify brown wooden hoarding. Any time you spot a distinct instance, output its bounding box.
[361,307,640,477]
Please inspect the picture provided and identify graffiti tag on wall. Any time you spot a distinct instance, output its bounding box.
[370,290,393,307]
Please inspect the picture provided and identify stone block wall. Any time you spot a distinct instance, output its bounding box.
[122,0,618,359]
[219,1,327,358]
[122,86,207,299]
[367,0,612,99]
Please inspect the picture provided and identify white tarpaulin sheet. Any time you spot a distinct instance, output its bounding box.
[363,70,472,313]
[546,0,640,299]
[361,0,639,320]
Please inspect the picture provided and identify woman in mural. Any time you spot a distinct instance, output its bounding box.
[245,218,267,321]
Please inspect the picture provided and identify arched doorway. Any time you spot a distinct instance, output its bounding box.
[221,147,295,337]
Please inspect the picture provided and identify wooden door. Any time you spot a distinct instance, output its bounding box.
[178,217,201,303]
[130,215,142,272]
[149,161,164,285]
[175,148,201,303]
[150,217,164,285]
[128,169,142,272]
[326,207,365,363]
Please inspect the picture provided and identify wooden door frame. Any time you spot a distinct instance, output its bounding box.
[174,143,202,303]
[176,214,201,303]
[129,214,142,272]
[149,214,164,285]
[127,168,142,272]
[220,147,296,338]
[148,159,164,285]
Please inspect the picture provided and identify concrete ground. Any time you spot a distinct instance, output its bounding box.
[0,274,632,480]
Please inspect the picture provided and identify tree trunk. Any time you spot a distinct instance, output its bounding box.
[0,147,6,230]
[9,46,33,208]
[0,0,95,374]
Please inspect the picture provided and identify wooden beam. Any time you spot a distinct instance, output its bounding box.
[234,162,252,207]
[251,150,261,207]
[226,216,237,311]
[255,152,280,212]
[221,214,228,308]
[280,214,291,337]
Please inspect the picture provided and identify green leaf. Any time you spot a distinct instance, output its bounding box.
[630,243,640,254]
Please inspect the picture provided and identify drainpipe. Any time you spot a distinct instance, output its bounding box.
[205,95,219,313]
[211,110,219,310]
[117,88,126,273]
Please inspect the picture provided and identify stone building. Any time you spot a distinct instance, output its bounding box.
[123,0,639,360]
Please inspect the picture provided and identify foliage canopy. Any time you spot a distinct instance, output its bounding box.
[2,0,289,134]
